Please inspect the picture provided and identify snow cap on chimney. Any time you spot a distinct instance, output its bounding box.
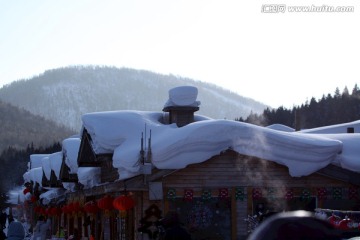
[163,86,200,108]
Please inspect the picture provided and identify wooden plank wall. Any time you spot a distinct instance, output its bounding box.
[162,151,349,188]
[160,150,354,239]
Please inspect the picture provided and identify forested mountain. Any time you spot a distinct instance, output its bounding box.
[240,85,360,129]
[0,100,75,153]
[0,66,267,131]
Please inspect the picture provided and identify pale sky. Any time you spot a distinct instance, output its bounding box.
[0,0,359,108]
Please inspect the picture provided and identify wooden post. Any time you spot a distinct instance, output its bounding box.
[231,187,237,240]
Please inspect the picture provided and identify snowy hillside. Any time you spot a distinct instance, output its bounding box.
[0,66,267,130]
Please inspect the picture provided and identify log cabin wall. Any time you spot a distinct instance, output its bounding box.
[159,150,358,240]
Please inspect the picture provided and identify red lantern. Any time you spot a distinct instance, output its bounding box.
[338,217,351,230]
[61,205,70,214]
[72,201,82,213]
[45,207,52,216]
[84,201,99,214]
[97,195,114,211]
[30,195,38,203]
[23,188,31,195]
[67,203,74,213]
[113,195,135,211]
[328,215,340,227]
[34,206,42,213]
[40,207,47,215]
[49,207,61,216]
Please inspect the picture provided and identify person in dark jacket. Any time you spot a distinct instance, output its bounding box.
[0,212,7,230]
[6,221,25,240]
[0,229,6,240]
[159,211,191,240]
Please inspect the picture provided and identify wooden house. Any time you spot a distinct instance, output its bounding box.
[58,148,360,240]
[77,129,119,183]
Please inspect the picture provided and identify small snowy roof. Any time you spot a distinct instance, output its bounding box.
[80,109,360,181]
[49,152,63,179]
[23,171,30,183]
[62,182,76,191]
[41,156,51,180]
[300,120,360,133]
[77,167,101,189]
[29,167,43,186]
[62,137,81,174]
[30,154,49,169]
[39,188,65,205]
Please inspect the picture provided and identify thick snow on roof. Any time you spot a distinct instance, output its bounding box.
[49,152,62,179]
[30,154,49,169]
[300,120,360,133]
[266,124,295,132]
[313,133,360,172]
[41,156,51,180]
[29,167,43,186]
[78,167,101,188]
[62,137,81,174]
[23,171,30,183]
[80,109,359,180]
[62,137,100,189]
[62,182,76,191]
[39,188,65,205]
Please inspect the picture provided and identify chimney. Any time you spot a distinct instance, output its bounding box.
[162,86,200,127]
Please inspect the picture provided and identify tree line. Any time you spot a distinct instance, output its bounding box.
[237,84,360,130]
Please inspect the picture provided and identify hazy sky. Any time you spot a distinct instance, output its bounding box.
[0,0,359,108]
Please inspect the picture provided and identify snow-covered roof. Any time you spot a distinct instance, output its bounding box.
[30,154,49,169]
[39,188,65,205]
[41,156,51,180]
[62,137,81,174]
[49,152,62,179]
[78,167,101,189]
[300,120,360,133]
[29,167,43,186]
[266,124,295,132]
[79,109,360,182]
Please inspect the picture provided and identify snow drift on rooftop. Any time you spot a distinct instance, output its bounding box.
[30,154,49,169]
[78,167,101,188]
[81,109,360,180]
[163,86,200,108]
[29,167,43,186]
[112,117,343,178]
[62,137,81,174]
[49,152,62,179]
[41,156,51,180]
